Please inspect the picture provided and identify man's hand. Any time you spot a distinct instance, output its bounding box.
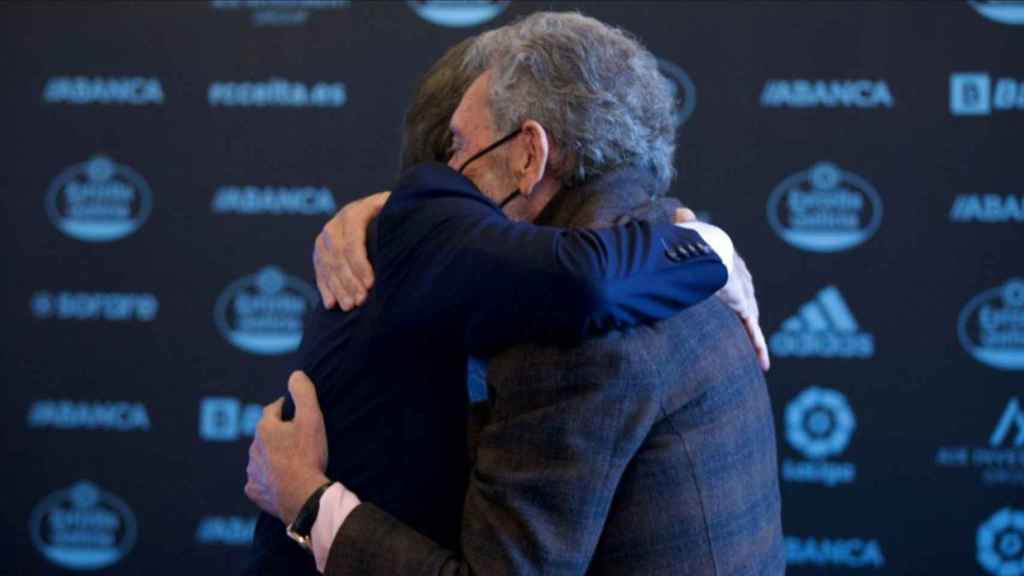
[314,191,390,311]
[245,371,330,525]
[675,207,770,372]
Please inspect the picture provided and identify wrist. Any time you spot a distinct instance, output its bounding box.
[281,471,330,526]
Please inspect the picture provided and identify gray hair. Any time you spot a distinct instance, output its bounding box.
[466,12,677,192]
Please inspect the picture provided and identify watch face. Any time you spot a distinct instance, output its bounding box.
[286,523,313,552]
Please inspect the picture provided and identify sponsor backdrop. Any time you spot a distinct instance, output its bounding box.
[3,1,1021,574]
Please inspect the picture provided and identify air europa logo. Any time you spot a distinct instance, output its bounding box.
[767,162,882,252]
[958,279,1024,370]
[657,59,697,128]
[970,1,1024,25]
[978,508,1024,575]
[407,1,509,28]
[46,155,153,242]
[43,77,164,105]
[30,481,137,570]
[215,266,318,355]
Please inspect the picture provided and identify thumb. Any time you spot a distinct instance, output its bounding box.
[287,371,322,426]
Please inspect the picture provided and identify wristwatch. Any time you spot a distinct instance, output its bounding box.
[286,481,335,552]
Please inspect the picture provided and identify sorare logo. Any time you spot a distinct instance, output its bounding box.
[978,508,1024,575]
[30,481,137,570]
[767,161,882,253]
[214,266,318,355]
[958,279,1024,370]
[950,72,1024,116]
[770,286,874,359]
[657,59,697,128]
[407,1,509,28]
[970,1,1024,25]
[46,155,153,242]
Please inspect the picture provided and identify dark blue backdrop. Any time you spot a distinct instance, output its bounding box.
[3,1,1022,574]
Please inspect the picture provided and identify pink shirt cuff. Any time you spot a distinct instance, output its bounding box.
[311,482,361,573]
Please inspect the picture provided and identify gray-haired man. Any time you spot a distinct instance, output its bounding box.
[250,12,783,575]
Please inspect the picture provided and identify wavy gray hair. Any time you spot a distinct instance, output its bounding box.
[466,11,677,192]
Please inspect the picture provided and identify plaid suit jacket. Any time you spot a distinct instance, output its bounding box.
[326,168,785,575]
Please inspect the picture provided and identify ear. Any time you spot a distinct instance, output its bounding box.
[513,120,550,196]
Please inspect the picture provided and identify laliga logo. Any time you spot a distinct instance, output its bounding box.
[958,279,1024,370]
[786,387,856,459]
[978,508,1024,576]
[407,1,509,28]
[46,155,153,242]
[30,481,137,570]
[215,266,318,355]
[657,59,697,128]
[971,1,1024,25]
[767,161,882,253]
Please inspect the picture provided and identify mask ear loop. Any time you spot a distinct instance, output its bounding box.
[457,128,522,174]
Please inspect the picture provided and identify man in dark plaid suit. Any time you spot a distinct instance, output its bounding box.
[247,11,784,575]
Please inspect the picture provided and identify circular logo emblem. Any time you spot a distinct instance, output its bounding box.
[30,481,137,570]
[407,0,509,28]
[958,279,1024,371]
[214,266,319,355]
[46,155,153,242]
[978,508,1024,575]
[767,161,883,253]
[970,1,1024,25]
[785,386,856,459]
[657,59,697,128]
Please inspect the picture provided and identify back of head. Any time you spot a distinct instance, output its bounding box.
[465,11,678,192]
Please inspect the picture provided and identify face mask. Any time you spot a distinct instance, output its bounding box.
[457,128,522,209]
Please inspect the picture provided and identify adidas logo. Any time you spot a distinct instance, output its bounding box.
[770,286,875,358]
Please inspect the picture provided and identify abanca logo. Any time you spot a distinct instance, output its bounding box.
[760,79,893,109]
[43,77,164,105]
[215,266,318,355]
[46,155,153,242]
[978,508,1024,575]
[407,1,509,28]
[30,481,137,570]
[767,161,882,252]
[958,279,1024,370]
[657,59,697,128]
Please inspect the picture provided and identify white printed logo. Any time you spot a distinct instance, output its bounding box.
[43,77,164,105]
[208,79,346,108]
[767,162,883,252]
[46,155,153,242]
[770,286,874,359]
[992,398,1024,448]
[407,1,509,28]
[958,279,1024,370]
[212,185,337,215]
[657,59,697,128]
[210,0,350,27]
[951,72,1024,115]
[978,508,1024,575]
[27,400,150,431]
[214,266,318,355]
[30,481,137,570]
[199,397,261,441]
[935,397,1024,487]
[31,291,158,322]
[783,387,857,487]
[196,516,257,545]
[785,536,886,569]
[970,1,1024,25]
[950,194,1023,223]
[760,79,893,109]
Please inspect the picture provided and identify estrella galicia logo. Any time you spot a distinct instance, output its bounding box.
[786,387,856,460]
[770,286,874,358]
[30,481,137,570]
[657,59,697,128]
[958,279,1024,370]
[46,155,153,242]
[214,266,318,355]
[767,161,882,253]
[978,508,1024,575]
[407,1,509,28]
[970,1,1024,25]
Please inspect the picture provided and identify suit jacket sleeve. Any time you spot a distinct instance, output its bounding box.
[379,162,727,355]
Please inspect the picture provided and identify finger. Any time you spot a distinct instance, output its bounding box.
[319,225,355,310]
[288,371,323,427]
[262,397,285,421]
[333,250,362,311]
[342,227,373,302]
[674,207,697,223]
[313,235,337,309]
[744,316,770,372]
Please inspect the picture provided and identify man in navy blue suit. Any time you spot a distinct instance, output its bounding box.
[243,32,734,576]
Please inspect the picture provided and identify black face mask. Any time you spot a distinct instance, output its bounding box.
[457,128,522,209]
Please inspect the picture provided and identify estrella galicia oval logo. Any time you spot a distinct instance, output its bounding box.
[407,0,509,28]
[970,1,1024,25]
[30,480,137,570]
[767,161,882,253]
[785,387,856,460]
[46,155,153,242]
[958,279,1024,370]
[656,59,697,128]
[978,507,1024,575]
[215,266,318,355]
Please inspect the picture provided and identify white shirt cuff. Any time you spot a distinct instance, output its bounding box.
[676,221,735,276]
[311,482,361,573]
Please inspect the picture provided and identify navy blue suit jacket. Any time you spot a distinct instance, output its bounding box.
[245,163,726,574]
